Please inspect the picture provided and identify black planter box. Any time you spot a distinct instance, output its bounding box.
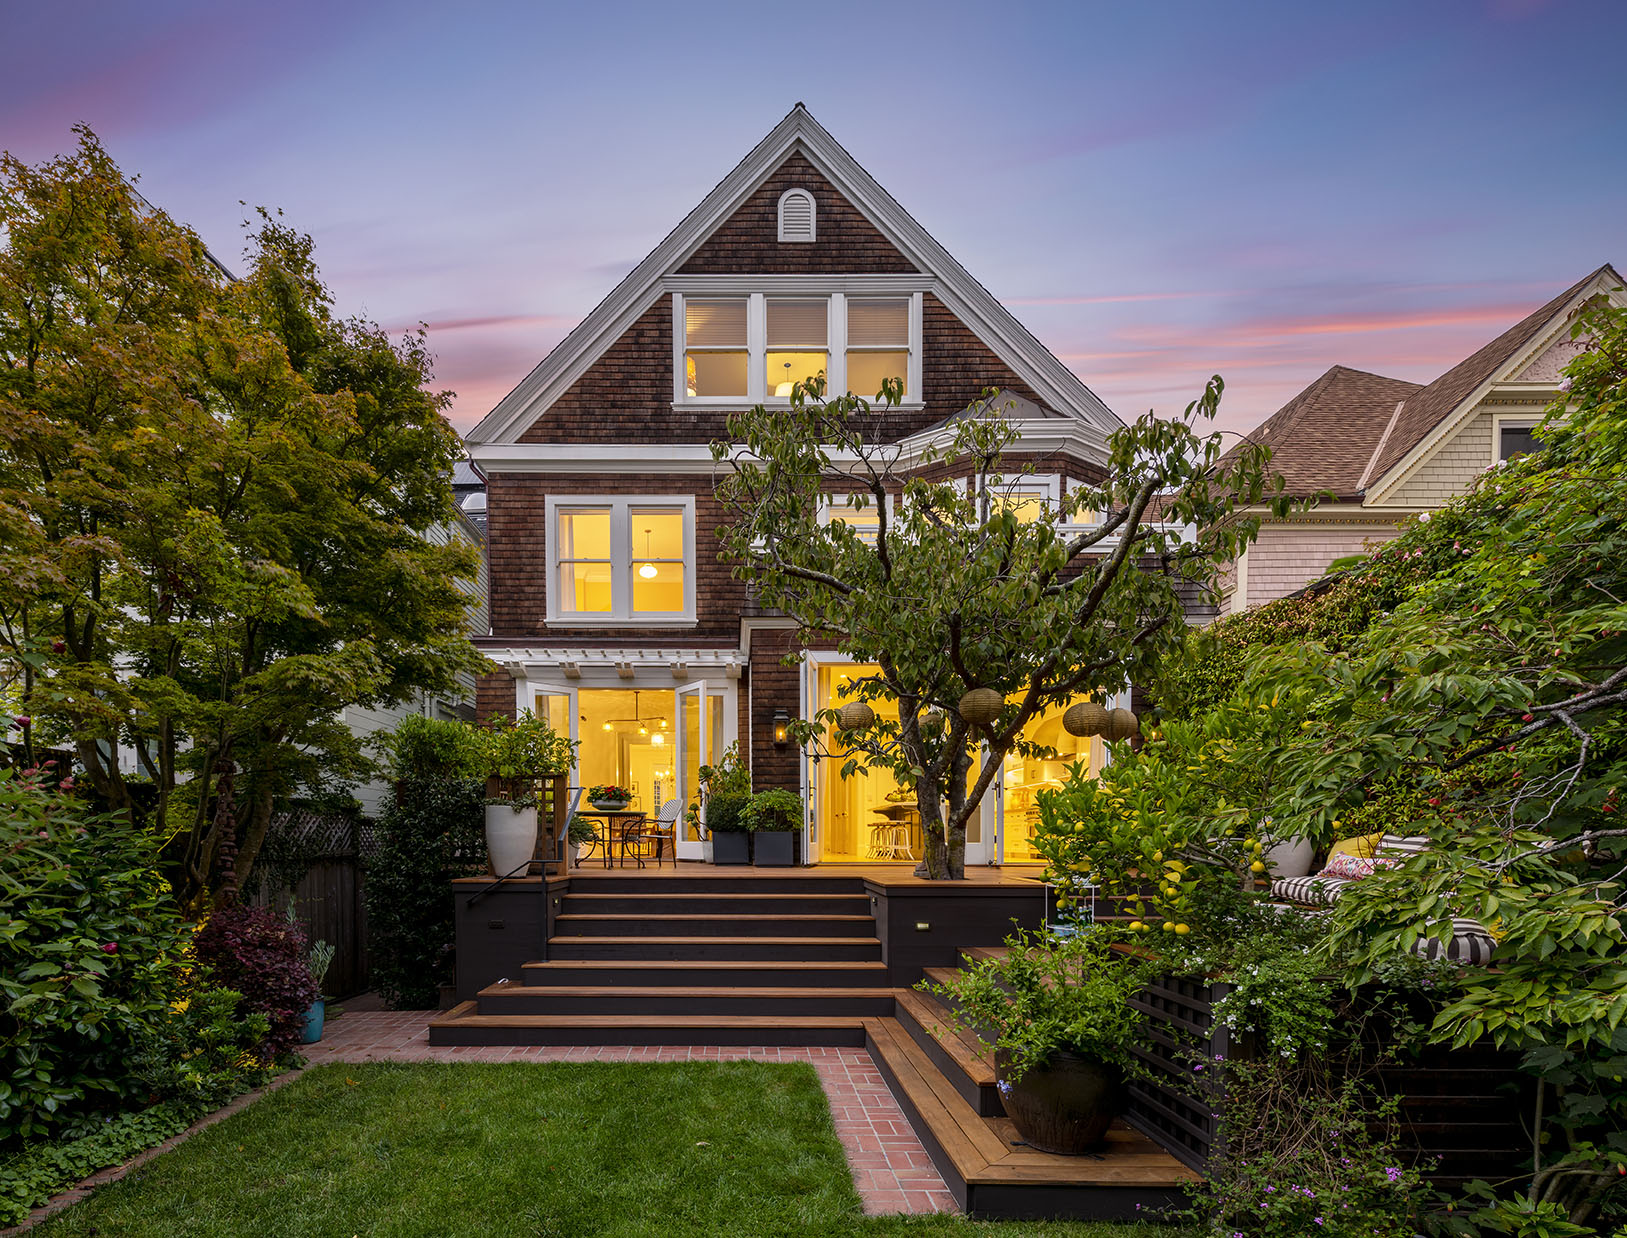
[753,830,795,866]
[711,831,751,865]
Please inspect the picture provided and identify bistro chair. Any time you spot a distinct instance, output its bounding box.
[628,798,681,868]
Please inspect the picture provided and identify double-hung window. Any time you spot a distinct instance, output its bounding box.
[547,496,696,625]
[674,291,921,405]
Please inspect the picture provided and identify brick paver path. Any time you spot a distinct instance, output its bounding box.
[308,1010,956,1215]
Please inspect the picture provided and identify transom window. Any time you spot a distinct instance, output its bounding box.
[547,496,696,625]
[675,291,921,405]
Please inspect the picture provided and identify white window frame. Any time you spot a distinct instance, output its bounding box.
[673,289,922,410]
[777,188,816,243]
[1490,413,1543,466]
[544,494,697,627]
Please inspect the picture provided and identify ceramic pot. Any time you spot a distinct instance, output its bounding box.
[590,798,630,812]
[485,802,538,876]
[1265,836,1315,878]
[300,998,325,1044]
[995,1049,1124,1155]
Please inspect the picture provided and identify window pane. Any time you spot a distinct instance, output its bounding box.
[686,351,747,397]
[847,299,908,347]
[767,299,828,347]
[991,488,1051,523]
[630,508,685,560]
[767,350,828,397]
[685,299,747,346]
[564,562,613,613]
[1499,425,1542,460]
[559,509,611,559]
[632,561,685,613]
[829,510,879,543]
[847,350,908,399]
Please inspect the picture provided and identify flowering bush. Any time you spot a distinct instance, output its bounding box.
[586,784,633,802]
[130,986,274,1111]
[192,904,318,1059]
[0,769,190,1140]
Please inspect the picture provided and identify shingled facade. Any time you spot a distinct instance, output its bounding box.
[464,107,1127,866]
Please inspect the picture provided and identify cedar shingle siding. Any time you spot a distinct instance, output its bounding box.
[1384,411,1495,508]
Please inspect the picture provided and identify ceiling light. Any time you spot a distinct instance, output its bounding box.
[639,562,658,579]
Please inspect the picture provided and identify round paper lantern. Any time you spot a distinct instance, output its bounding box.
[1062,701,1110,738]
[837,701,876,731]
[919,708,944,731]
[1104,707,1140,743]
[957,688,1004,727]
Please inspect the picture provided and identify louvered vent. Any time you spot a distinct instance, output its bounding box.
[777,188,816,243]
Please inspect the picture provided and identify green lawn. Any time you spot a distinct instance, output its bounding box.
[33,1062,1193,1238]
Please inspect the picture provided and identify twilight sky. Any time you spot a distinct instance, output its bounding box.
[6,0,1626,441]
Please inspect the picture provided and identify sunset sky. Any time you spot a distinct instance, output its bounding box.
[7,0,1625,440]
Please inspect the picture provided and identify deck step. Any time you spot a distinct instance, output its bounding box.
[564,872,867,895]
[427,1005,869,1047]
[553,913,875,938]
[561,892,872,916]
[893,988,1002,1116]
[475,983,900,1018]
[863,1016,1197,1220]
[545,935,883,962]
[518,959,893,988]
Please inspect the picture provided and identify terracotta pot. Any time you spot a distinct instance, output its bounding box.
[995,1048,1124,1154]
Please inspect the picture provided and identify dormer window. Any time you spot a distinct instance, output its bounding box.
[673,290,922,407]
[777,188,816,242]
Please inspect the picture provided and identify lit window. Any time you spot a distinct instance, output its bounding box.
[548,497,696,624]
[846,298,910,399]
[684,299,747,398]
[767,299,828,398]
[980,475,1062,524]
[821,494,883,543]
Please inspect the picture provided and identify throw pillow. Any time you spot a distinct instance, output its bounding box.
[1326,833,1381,862]
[1318,852,1399,881]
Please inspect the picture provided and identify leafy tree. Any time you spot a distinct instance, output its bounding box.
[712,377,1281,878]
[0,128,485,907]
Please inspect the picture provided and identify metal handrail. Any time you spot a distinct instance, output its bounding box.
[465,786,583,908]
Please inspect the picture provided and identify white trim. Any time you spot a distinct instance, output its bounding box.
[776,187,816,243]
[543,494,697,626]
[466,105,1120,445]
[1233,545,1249,612]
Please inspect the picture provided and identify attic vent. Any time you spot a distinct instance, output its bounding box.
[777,188,816,243]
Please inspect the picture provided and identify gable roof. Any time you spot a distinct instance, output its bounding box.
[466,105,1119,446]
[1366,263,1623,485]
[1223,365,1422,501]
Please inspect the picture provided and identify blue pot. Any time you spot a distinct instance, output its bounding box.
[300,998,325,1044]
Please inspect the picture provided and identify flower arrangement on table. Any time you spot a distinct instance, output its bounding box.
[587,784,634,809]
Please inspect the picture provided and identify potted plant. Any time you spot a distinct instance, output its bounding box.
[706,790,752,865]
[688,743,751,864]
[300,938,335,1044]
[479,709,578,877]
[587,783,634,811]
[743,787,802,866]
[566,812,599,865]
[922,928,1151,1154]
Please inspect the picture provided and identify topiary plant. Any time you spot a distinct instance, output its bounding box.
[192,904,319,1060]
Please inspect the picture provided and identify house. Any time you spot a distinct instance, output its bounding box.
[464,105,1137,867]
[1217,263,1625,614]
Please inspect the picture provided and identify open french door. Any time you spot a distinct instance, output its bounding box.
[673,680,711,860]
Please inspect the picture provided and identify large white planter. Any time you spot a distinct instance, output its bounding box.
[485,803,539,877]
[1265,835,1315,878]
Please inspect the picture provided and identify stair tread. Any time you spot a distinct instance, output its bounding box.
[563,892,865,902]
[556,913,875,922]
[865,1017,1197,1188]
[432,1011,870,1028]
[482,984,901,999]
[895,988,996,1085]
[522,959,888,971]
[550,935,883,945]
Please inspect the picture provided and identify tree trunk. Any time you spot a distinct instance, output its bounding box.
[230,774,278,897]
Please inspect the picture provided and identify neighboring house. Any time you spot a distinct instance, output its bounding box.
[1218,264,1625,615]
[342,504,489,816]
[465,105,1146,867]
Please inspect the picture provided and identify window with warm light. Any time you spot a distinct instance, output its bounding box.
[547,496,696,624]
[673,291,920,405]
[820,493,885,543]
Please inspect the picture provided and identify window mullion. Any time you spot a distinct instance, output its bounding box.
[611,501,631,618]
[747,293,766,401]
[908,292,923,401]
[828,294,847,399]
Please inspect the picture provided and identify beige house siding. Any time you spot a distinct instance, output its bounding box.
[1240,522,1402,610]
[1382,408,1494,508]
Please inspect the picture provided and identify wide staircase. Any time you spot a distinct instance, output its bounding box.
[427,871,1194,1218]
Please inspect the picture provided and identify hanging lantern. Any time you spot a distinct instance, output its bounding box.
[1062,701,1110,738]
[919,708,944,731]
[958,688,1004,727]
[837,700,876,731]
[1105,707,1141,743]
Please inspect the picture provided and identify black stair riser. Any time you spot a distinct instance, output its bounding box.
[427,1023,869,1048]
[566,876,866,895]
[893,1001,1003,1117]
[546,939,882,962]
[553,917,873,939]
[476,992,899,1017]
[561,895,873,916]
[519,964,892,988]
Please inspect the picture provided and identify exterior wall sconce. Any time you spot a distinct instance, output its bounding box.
[772,708,791,747]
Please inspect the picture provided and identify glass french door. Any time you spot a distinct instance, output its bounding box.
[673,680,713,860]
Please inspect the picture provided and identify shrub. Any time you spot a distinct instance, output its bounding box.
[742,788,802,832]
[376,714,483,781]
[704,791,751,834]
[130,986,274,1112]
[366,775,486,1008]
[0,770,190,1140]
[192,904,318,1060]
[478,709,577,780]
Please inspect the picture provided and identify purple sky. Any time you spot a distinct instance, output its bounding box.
[7,0,1625,441]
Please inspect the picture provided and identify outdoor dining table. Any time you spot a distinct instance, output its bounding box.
[573,810,649,869]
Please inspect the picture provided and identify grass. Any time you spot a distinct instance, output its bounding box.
[32,1062,1194,1238]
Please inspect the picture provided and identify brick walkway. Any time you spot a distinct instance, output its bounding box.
[308,1010,956,1215]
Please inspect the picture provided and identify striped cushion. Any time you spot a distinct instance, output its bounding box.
[1409,918,1496,966]
[1271,874,1351,906]
[1377,833,1432,857]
